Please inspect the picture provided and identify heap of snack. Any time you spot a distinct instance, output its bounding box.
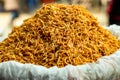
[0,3,119,68]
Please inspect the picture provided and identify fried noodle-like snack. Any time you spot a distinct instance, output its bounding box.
[0,4,120,68]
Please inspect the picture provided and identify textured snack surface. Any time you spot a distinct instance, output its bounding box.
[0,4,119,68]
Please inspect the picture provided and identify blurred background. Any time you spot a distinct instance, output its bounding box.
[0,0,117,41]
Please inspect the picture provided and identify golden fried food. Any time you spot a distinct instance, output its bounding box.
[0,3,119,68]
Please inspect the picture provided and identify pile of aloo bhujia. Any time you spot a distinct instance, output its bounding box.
[0,4,120,68]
